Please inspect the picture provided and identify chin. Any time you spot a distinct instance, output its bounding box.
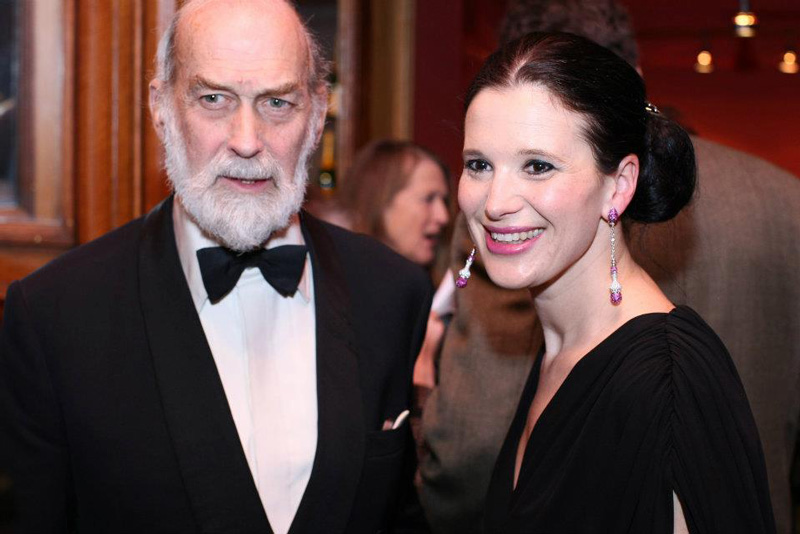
[489,275,532,291]
[411,248,436,267]
[483,263,536,291]
[190,187,302,251]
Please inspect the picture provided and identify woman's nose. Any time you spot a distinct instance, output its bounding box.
[484,173,522,220]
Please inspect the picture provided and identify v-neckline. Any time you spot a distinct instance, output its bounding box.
[510,310,673,496]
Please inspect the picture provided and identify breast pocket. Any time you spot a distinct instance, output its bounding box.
[348,427,411,532]
[364,427,408,459]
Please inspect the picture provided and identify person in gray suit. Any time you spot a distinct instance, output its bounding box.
[419,1,800,533]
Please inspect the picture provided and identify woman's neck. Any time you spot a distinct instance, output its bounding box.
[530,241,672,360]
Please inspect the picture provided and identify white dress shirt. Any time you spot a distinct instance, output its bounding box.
[173,200,317,534]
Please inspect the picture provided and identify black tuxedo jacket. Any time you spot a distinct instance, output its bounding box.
[0,198,432,533]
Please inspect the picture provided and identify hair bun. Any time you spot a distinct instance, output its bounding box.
[626,113,696,223]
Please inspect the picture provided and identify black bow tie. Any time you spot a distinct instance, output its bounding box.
[196,245,308,303]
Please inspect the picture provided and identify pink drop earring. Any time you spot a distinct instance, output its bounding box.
[608,208,622,305]
[456,248,476,288]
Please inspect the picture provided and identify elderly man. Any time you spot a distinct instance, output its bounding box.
[0,1,430,532]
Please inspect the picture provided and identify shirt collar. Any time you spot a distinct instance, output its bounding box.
[173,197,312,312]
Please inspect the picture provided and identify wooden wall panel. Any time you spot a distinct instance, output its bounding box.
[76,0,174,244]
[336,0,363,178]
[4,0,74,237]
[143,0,176,212]
[76,0,115,242]
[334,0,416,187]
[0,0,174,299]
[0,0,75,296]
[368,0,415,141]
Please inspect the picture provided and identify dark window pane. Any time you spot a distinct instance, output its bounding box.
[0,0,20,206]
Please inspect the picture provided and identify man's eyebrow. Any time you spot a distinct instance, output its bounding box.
[191,76,231,92]
[191,76,301,97]
[259,81,301,97]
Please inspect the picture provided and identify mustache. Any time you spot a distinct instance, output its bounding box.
[211,155,283,182]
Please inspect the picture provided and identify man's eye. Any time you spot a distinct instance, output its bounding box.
[200,94,226,107]
[268,98,289,109]
[465,159,491,173]
[526,160,554,175]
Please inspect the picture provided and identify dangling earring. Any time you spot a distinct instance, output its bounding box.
[608,208,622,305]
[456,248,476,288]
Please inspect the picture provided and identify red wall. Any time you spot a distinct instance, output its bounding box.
[413,0,508,184]
[412,0,466,181]
[414,0,800,179]
[624,0,800,176]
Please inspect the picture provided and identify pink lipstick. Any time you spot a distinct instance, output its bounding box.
[484,225,543,255]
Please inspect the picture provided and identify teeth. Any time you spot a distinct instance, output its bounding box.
[490,229,543,243]
[225,176,267,184]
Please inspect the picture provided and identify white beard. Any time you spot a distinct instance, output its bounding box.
[160,102,317,252]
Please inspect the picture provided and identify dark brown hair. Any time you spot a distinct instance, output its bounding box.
[466,32,695,223]
[338,139,450,238]
[499,0,639,67]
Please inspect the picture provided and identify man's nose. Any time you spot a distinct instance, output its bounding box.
[228,106,263,158]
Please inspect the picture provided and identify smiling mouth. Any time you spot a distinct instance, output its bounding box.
[489,229,543,244]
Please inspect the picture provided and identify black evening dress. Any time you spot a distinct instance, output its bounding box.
[483,306,775,534]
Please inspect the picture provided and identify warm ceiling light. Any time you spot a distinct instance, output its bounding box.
[734,12,757,37]
[734,0,757,37]
[779,50,799,74]
[695,49,714,73]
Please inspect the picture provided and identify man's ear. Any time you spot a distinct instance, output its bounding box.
[148,79,167,139]
[606,154,639,218]
[311,85,328,145]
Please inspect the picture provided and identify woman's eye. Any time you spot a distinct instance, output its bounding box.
[526,160,554,175]
[465,159,491,173]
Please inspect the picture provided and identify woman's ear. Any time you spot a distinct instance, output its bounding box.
[606,154,639,218]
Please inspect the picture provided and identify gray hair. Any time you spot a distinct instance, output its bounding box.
[154,0,330,93]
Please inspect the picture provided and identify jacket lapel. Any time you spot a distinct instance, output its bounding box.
[289,212,365,534]
[138,198,271,534]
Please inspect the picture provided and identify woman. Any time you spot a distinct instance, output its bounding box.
[339,139,451,389]
[339,139,450,268]
[456,32,775,533]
